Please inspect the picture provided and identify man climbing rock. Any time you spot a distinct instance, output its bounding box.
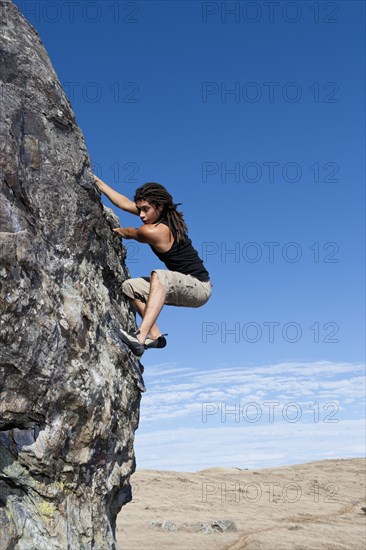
[94,176,212,356]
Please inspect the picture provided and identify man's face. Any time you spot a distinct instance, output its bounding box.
[135,200,163,224]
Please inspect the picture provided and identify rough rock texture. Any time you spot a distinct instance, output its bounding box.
[0,1,143,548]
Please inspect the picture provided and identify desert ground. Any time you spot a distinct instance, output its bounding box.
[116,458,365,550]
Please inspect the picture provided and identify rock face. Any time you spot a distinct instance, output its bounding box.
[0,1,143,548]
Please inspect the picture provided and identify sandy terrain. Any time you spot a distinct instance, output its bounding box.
[116,458,365,550]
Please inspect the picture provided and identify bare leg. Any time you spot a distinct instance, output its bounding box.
[136,272,166,344]
[128,298,161,340]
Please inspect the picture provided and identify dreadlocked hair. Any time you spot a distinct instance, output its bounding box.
[134,183,188,244]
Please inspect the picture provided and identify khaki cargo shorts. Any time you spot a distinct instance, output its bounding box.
[122,269,212,308]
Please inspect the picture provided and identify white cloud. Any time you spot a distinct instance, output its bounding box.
[135,420,366,471]
[141,360,365,422]
[135,360,365,470]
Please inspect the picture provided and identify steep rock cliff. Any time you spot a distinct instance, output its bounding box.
[0,1,143,548]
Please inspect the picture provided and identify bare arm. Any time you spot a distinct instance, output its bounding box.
[113,227,141,240]
[94,175,138,215]
[113,224,173,252]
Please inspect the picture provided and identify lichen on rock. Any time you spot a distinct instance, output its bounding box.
[0,1,143,548]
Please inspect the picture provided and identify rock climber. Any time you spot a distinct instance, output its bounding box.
[94,175,212,356]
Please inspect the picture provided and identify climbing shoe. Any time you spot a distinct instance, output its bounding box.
[144,334,168,350]
[119,329,145,357]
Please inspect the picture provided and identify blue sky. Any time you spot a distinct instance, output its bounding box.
[14,0,365,470]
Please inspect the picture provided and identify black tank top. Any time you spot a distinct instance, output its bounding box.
[149,220,210,282]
